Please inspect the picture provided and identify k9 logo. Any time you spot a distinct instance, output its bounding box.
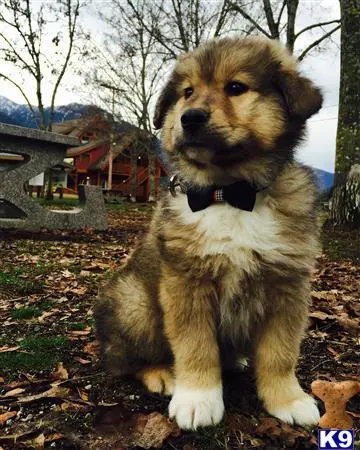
[318,430,354,450]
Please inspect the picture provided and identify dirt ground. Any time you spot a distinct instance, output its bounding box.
[0,205,359,450]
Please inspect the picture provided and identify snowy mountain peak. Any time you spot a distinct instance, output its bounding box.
[0,95,21,115]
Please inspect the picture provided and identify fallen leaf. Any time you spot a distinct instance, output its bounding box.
[94,406,180,449]
[77,390,88,402]
[22,433,45,450]
[311,290,339,301]
[80,270,91,277]
[131,412,181,449]
[3,388,25,397]
[309,311,335,321]
[44,432,64,443]
[60,401,92,412]
[338,316,360,336]
[255,417,307,446]
[38,310,59,323]
[83,340,100,357]
[0,410,17,425]
[327,347,340,358]
[51,362,69,381]
[0,346,20,353]
[74,357,92,365]
[70,328,91,337]
[12,386,71,405]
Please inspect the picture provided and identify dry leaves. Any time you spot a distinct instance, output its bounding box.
[12,385,71,405]
[0,209,358,449]
[94,406,180,449]
[51,362,69,381]
[255,417,317,447]
[0,346,20,353]
[0,411,17,426]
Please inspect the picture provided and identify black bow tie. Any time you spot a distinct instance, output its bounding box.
[187,180,258,212]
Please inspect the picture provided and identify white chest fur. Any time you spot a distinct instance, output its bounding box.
[169,192,290,268]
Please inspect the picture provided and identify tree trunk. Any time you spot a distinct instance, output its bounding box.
[148,149,156,202]
[330,0,360,227]
[130,147,138,202]
[330,164,360,227]
[45,169,54,201]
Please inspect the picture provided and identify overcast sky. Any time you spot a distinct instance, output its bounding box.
[0,0,340,173]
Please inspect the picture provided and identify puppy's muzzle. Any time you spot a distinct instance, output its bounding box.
[181,109,209,133]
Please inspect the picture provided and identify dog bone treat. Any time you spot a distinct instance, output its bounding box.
[311,380,360,429]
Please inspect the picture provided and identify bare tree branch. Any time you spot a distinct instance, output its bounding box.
[276,0,287,27]
[262,0,278,38]
[229,1,271,38]
[298,24,341,61]
[0,73,40,127]
[0,0,82,130]
[49,0,80,131]
[214,0,230,37]
[286,0,299,52]
[295,19,341,40]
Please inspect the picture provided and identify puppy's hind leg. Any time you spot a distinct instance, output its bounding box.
[136,365,175,396]
[95,295,140,376]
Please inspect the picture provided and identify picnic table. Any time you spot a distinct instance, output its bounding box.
[0,123,107,231]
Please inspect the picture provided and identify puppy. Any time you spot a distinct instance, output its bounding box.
[95,37,323,430]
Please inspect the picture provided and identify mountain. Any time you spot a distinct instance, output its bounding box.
[0,95,87,128]
[0,95,334,190]
[313,168,334,192]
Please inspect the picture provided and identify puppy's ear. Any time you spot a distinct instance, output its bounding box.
[278,70,323,120]
[153,78,178,130]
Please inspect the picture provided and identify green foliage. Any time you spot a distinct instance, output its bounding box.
[0,352,58,372]
[0,264,52,295]
[20,336,68,352]
[322,226,360,263]
[0,336,69,372]
[11,306,43,320]
[68,322,87,330]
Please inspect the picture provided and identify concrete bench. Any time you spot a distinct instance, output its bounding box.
[0,123,107,231]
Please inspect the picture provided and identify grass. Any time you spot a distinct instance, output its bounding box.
[11,306,43,320]
[35,197,79,210]
[321,226,360,263]
[106,202,153,212]
[67,322,87,331]
[0,270,43,296]
[20,336,68,352]
[33,196,153,213]
[0,263,53,296]
[0,336,69,372]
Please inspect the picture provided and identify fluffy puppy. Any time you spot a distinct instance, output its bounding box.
[95,37,323,430]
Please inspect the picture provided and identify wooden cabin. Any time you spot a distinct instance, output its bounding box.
[53,117,168,201]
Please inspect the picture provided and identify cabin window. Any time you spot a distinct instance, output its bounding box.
[113,154,127,164]
[82,153,90,161]
[81,135,90,144]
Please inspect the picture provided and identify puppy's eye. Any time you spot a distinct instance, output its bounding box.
[184,87,193,99]
[225,81,249,96]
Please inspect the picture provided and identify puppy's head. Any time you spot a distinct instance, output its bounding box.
[154,37,322,186]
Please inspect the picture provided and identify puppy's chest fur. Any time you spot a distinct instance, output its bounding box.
[161,192,297,343]
[166,192,291,273]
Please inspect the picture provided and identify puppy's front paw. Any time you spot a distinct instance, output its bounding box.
[270,394,320,427]
[169,384,224,429]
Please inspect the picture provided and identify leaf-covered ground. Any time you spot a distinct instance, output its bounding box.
[0,205,359,450]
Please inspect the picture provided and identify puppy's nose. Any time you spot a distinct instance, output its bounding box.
[181,109,209,131]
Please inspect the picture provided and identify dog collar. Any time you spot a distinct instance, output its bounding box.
[169,174,262,212]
